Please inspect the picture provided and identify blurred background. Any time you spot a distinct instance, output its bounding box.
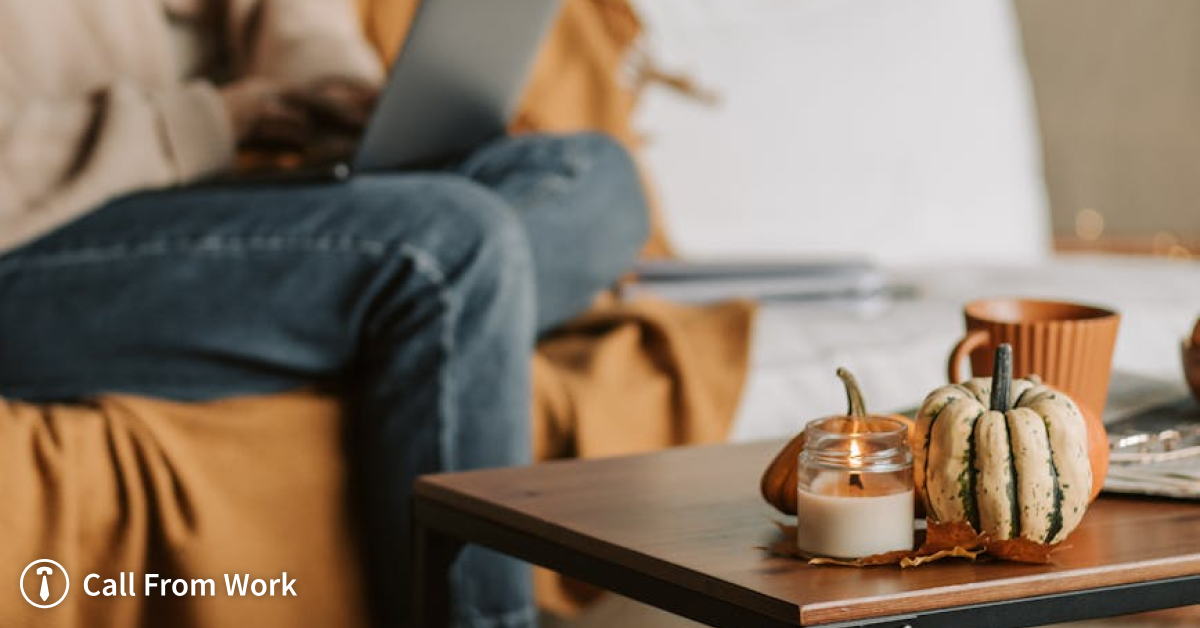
[1016,0,1200,256]
[629,0,1199,264]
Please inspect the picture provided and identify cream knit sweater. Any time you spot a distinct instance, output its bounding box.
[0,0,383,253]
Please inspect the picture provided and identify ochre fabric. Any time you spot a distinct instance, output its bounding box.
[534,297,755,462]
[0,393,369,627]
[0,297,755,626]
[531,297,756,613]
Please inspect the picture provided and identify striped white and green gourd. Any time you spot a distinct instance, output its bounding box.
[913,344,1092,545]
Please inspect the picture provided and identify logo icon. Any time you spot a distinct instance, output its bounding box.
[20,559,69,609]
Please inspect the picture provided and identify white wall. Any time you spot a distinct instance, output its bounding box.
[631,0,1051,265]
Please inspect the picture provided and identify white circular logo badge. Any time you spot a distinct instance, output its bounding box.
[21,559,69,609]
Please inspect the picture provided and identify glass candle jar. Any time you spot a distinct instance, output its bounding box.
[795,417,914,558]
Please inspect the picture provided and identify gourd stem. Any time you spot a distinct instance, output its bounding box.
[990,344,1013,412]
[836,368,868,417]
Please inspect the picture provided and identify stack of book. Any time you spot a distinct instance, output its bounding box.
[622,258,888,304]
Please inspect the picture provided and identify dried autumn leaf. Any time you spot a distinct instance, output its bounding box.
[808,549,913,567]
[900,546,984,567]
[986,538,1056,564]
[921,520,987,553]
[926,519,1057,564]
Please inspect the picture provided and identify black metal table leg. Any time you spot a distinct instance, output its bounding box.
[413,515,462,628]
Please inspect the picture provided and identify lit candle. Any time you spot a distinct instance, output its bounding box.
[847,439,865,490]
[795,420,914,559]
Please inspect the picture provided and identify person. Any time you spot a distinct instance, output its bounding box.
[0,1,649,627]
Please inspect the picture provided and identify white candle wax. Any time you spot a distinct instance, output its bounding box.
[796,472,915,558]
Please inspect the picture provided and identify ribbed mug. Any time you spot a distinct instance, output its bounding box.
[947,298,1121,419]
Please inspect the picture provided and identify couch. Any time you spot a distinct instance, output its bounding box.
[1,1,754,626]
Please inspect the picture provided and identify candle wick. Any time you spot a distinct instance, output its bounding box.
[848,472,864,490]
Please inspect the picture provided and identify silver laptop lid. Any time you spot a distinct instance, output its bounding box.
[353,0,564,171]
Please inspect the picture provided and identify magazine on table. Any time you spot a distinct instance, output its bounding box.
[1102,371,1200,499]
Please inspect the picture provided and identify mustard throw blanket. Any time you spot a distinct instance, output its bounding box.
[1,1,756,624]
[0,297,753,626]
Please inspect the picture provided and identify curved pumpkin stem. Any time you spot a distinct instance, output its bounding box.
[990,343,1013,412]
[836,367,868,418]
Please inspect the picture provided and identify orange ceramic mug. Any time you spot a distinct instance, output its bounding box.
[947,298,1121,418]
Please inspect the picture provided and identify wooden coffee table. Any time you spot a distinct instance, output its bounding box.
[413,441,1200,628]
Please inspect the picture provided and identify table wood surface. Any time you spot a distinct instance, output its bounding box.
[415,441,1200,627]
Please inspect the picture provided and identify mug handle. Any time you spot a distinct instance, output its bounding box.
[947,329,990,383]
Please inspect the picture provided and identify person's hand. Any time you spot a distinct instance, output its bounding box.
[219,77,313,151]
[219,76,379,164]
[220,77,378,157]
[283,78,379,164]
[282,78,379,134]
[283,78,376,132]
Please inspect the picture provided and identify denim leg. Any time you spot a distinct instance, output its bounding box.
[0,131,648,628]
[0,175,537,628]
[458,133,650,334]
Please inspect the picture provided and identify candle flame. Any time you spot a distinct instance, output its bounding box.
[849,439,863,468]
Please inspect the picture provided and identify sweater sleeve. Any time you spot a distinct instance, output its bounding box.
[230,0,384,87]
[0,80,234,251]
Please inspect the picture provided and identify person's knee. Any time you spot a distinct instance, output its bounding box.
[548,133,651,293]
[352,175,532,271]
[468,132,651,258]
[429,177,534,287]
[567,132,651,253]
[338,176,535,325]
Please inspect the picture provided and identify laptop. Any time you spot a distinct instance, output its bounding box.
[226,0,563,182]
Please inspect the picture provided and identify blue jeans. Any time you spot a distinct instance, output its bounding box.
[0,133,649,628]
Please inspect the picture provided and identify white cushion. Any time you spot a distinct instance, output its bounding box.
[631,0,1050,264]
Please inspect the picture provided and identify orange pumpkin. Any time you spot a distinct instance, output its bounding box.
[1081,404,1109,503]
[760,368,920,515]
